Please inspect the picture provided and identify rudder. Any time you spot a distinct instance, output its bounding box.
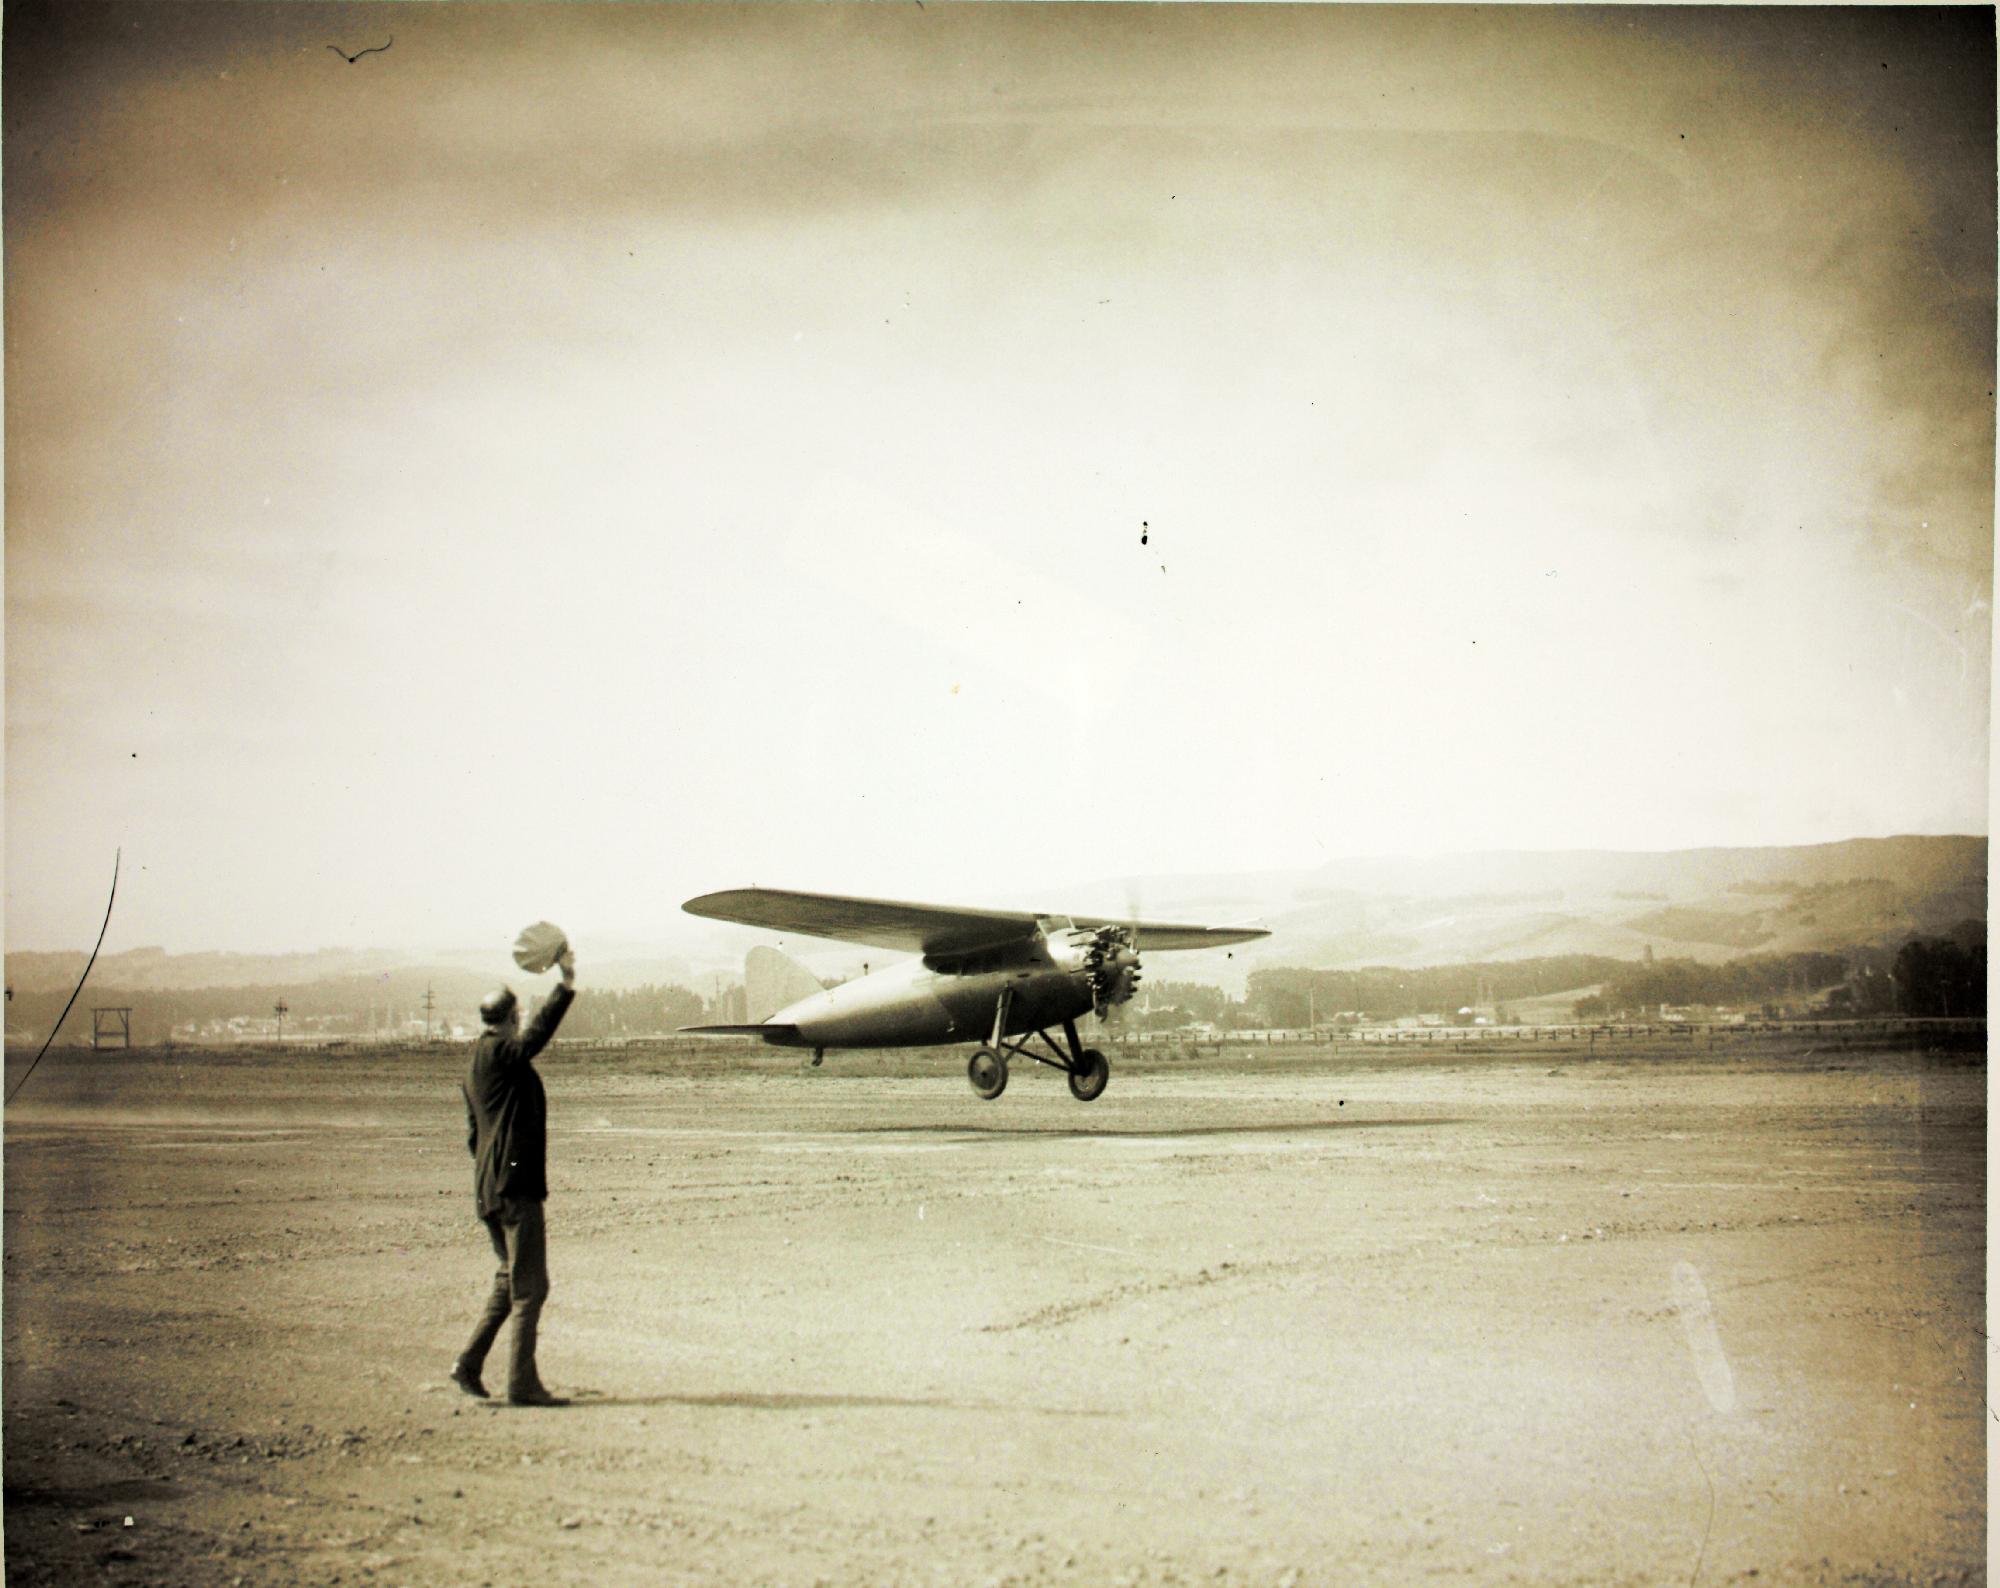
[744,945,824,1022]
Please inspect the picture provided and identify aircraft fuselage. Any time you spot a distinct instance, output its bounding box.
[762,942,1095,1049]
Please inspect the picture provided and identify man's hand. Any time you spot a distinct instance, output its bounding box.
[559,947,576,988]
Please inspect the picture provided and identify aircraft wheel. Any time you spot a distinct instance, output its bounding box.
[967,1047,1008,1101]
[1068,1048,1110,1102]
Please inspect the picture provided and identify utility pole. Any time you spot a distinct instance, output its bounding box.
[274,999,289,1043]
[422,983,437,1042]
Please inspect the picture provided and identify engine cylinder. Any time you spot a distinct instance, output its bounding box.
[1080,926,1141,1014]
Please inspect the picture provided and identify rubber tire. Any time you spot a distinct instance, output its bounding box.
[967,1047,1008,1100]
[1068,1048,1110,1102]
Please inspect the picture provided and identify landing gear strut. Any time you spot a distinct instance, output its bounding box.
[962,1004,1111,1103]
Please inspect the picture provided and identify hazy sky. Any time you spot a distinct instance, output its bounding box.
[5,3,1992,954]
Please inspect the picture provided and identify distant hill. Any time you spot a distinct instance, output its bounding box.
[1,967,709,1049]
[1059,835,1986,976]
[3,945,406,997]
[1301,835,1986,903]
[7,836,1982,1003]
[4,943,698,997]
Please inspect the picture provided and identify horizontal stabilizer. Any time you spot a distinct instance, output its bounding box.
[679,1023,807,1047]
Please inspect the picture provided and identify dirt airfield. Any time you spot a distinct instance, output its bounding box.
[3,1033,1985,1587]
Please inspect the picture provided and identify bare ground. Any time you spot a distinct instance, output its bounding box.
[3,1036,1985,1587]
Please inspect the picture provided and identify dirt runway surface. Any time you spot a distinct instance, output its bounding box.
[4,1038,1985,1586]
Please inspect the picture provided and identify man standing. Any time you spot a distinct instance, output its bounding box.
[452,946,576,1407]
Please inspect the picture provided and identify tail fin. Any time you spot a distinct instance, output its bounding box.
[744,945,823,1022]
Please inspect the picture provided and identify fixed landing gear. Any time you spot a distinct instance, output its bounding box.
[968,1047,1008,1099]
[1067,1048,1109,1102]
[962,1004,1111,1103]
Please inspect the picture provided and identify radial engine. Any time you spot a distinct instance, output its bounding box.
[1047,923,1142,1016]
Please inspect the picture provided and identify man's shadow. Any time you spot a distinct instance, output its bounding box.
[846,1115,1463,1141]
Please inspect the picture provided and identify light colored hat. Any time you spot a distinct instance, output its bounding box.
[513,921,569,974]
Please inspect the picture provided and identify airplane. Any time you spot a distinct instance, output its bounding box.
[679,887,1269,1101]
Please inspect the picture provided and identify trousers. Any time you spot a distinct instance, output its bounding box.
[460,1198,551,1397]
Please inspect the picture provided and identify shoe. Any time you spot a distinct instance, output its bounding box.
[450,1360,489,1400]
[507,1385,570,1408]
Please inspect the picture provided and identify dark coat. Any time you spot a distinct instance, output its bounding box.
[463,984,574,1217]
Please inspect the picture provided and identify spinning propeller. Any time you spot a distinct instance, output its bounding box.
[1077,881,1147,1019]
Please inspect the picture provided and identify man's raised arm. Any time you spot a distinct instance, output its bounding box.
[507,949,577,1064]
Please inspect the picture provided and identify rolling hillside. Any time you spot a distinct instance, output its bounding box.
[1062,835,1986,977]
[6,837,1983,1006]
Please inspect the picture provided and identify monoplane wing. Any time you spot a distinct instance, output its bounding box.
[1109,920,1271,952]
[683,889,1043,955]
[682,888,1269,956]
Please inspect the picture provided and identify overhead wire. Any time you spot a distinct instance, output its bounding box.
[5,849,121,1107]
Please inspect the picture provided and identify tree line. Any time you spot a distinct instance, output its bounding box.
[1244,956,1628,1026]
[7,931,1983,1049]
[1570,952,1849,1019]
[1137,958,1631,1030]
[1143,932,1985,1030]
[1879,935,1985,1017]
[4,975,721,1047]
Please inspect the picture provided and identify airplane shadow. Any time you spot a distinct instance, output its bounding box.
[843,1117,1463,1141]
[5,1477,181,1509]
